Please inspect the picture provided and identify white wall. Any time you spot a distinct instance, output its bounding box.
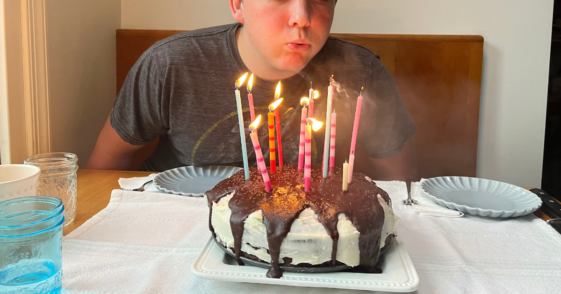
[45,0,120,165]
[121,0,553,188]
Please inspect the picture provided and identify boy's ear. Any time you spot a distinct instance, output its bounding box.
[230,0,244,24]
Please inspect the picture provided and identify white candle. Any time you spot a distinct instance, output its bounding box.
[322,78,334,178]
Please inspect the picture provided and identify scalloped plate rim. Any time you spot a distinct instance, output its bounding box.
[154,165,242,197]
[420,176,542,218]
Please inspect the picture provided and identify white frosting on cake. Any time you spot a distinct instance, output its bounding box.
[207,191,397,267]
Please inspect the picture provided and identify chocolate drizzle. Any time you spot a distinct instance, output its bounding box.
[205,164,391,278]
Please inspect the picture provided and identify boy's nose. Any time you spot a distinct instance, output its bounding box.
[288,0,311,28]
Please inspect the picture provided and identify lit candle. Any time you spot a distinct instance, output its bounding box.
[247,73,256,123]
[342,161,349,191]
[298,97,310,170]
[305,118,323,192]
[268,98,283,173]
[348,87,364,184]
[322,76,334,178]
[329,111,337,169]
[249,115,272,192]
[309,90,319,118]
[308,82,314,118]
[235,72,250,180]
[274,82,284,167]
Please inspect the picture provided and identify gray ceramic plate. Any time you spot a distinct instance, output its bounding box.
[420,177,542,218]
[154,166,242,197]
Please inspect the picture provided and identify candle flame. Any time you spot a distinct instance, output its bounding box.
[275,81,281,99]
[269,98,283,112]
[249,115,262,131]
[300,97,309,106]
[236,72,249,88]
[247,73,254,92]
[306,118,323,131]
[313,90,320,99]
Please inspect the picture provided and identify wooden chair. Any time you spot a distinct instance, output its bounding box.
[116,30,483,178]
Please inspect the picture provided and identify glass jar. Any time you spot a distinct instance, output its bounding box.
[24,152,78,227]
[0,196,64,293]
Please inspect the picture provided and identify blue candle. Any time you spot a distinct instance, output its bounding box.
[235,73,250,180]
[322,79,334,178]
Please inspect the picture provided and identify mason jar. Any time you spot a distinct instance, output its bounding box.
[0,196,64,293]
[24,152,78,227]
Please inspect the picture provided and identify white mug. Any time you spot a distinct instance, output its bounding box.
[0,164,41,202]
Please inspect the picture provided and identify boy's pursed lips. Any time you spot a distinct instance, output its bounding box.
[286,39,311,52]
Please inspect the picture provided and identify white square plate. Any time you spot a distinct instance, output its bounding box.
[191,231,419,292]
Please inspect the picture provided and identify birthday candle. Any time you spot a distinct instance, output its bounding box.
[342,161,349,191]
[235,73,250,180]
[268,111,276,173]
[322,77,334,178]
[249,115,272,192]
[348,88,364,184]
[268,98,283,173]
[304,124,312,192]
[309,82,314,118]
[329,112,337,169]
[305,118,323,192]
[247,73,256,122]
[298,97,310,170]
[309,89,319,118]
[274,82,284,167]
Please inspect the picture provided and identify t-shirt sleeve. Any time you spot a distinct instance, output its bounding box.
[110,48,166,145]
[358,56,417,158]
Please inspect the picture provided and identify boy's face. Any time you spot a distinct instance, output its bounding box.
[234,0,336,75]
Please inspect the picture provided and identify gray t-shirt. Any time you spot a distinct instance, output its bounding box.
[111,23,416,171]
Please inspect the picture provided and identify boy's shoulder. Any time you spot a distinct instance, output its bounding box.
[146,23,237,59]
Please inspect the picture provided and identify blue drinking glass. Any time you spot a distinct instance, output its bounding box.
[0,196,65,294]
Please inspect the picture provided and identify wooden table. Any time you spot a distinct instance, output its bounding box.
[64,169,556,236]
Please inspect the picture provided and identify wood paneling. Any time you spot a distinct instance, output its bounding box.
[116,29,483,178]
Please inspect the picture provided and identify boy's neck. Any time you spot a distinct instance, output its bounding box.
[235,25,298,81]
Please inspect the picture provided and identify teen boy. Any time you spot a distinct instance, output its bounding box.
[87,0,417,181]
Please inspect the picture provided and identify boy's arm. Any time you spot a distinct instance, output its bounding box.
[352,137,418,182]
[86,116,145,170]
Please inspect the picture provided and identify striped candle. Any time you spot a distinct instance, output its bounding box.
[268,98,283,174]
[298,98,309,170]
[304,124,312,192]
[274,82,284,167]
[268,111,276,173]
[322,79,334,178]
[235,73,250,180]
[329,112,337,169]
[305,118,323,192]
[348,88,364,184]
[249,115,272,192]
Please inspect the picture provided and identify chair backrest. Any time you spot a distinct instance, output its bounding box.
[117,29,483,177]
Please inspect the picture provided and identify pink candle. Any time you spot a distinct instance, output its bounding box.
[298,98,309,170]
[249,115,272,192]
[305,118,323,192]
[247,73,256,122]
[348,88,363,184]
[304,124,312,192]
[309,89,318,118]
[329,112,337,168]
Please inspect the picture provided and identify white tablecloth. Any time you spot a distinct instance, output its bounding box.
[62,182,561,293]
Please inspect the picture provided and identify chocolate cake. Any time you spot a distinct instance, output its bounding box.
[205,164,398,278]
